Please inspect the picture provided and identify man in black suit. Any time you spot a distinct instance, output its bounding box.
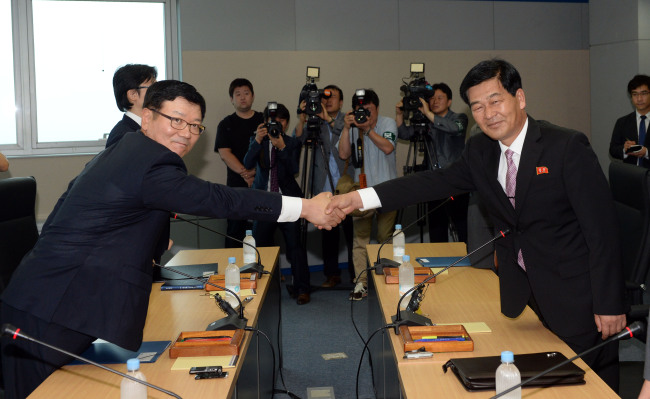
[105,64,157,148]
[609,74,650,167]
[0,80,342,399]
[327,59,626,390]
[244,103,311,304]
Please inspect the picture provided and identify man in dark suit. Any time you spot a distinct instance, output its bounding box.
[0,80,342,399]
[244,103,311,304]
[327,59,626,390]
[609,74,650,167]
[105,64,157,148]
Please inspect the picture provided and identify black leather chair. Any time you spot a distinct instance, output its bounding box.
[609,162,650,323]
[0,176,39,294]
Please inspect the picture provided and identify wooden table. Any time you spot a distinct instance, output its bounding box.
[366,243,619,399]
[29,247,281,399]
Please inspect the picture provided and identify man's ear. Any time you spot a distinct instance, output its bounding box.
[141,107,153,133]
[127,88,139,105]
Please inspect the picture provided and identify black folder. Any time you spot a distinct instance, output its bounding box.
[442,352,585,391]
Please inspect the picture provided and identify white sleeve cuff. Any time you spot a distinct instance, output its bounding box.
[357,188,382,211]
[278,196,302,222]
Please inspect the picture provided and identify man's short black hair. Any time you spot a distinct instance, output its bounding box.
[459,59,522,105]
[229,78,254,98]
[263,103,290,124]
[627,75,650,95]
[113,64,157,112]
[144,80,206,120]
[324,84,343,101]
[352,89,379,108]
[431,83,452,100]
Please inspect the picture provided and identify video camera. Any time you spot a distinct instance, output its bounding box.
[400,63,434,116]
[264,102,282,139]
[297,67,331,132]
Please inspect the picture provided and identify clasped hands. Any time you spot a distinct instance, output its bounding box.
[300,191,364,230]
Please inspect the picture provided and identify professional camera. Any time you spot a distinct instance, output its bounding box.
[399,63,434,115]
[264,102,282,139]
[297,67,331,133]
[352,89,371,125]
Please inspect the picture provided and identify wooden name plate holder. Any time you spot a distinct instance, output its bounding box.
[205,273,257,291]
[400,325,473,353]
[385,267,435,284]
[169,330,244,358]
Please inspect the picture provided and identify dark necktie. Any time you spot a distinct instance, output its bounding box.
[640,115,647,167]
[270,146,279,192]
[505,149,526,271]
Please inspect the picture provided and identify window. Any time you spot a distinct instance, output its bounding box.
[0,0,16,146]
[2,0,179,156]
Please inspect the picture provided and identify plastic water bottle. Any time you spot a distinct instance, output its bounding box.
[392,224,405,262]
[398,255,414,308]
[121,358,147,399]
[243,230,256,264]
[225,256,240,294]
[495,351,521,398]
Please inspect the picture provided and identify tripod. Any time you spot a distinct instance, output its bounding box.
[299,117,336,245]
[399,112,458,243]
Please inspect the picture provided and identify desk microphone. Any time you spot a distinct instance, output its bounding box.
[171,213,265,276]
[391,229,510,334]
[373,197,452,275]
[153,263,247,331]
[1,324,182,399]
[490,321,645,399]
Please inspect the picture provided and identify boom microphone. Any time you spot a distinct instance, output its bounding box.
[171,213,265,276]
[491,321,645,398]
[1,324,182,399]
[153,263,247,331]
[391,229,510,334]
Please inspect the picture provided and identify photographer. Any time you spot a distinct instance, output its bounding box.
[294,85,354,289]
[243,103,311,305]
[339,89,397,300]
[396,82,469,244]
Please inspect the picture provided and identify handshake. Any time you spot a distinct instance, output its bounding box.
[300,191,365,230]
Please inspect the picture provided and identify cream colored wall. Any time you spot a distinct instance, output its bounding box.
[5,50,589,222]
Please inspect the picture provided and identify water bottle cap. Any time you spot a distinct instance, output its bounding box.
[501,351,514,363]
[228,257,236,264]
[246,230,252,236]
[126,358,140,371]
[402,255,410,262]
[395,224,402,230]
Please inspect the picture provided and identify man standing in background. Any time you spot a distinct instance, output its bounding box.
[609,74,650,167]
[215,78,264,247]
[105,64,157,148]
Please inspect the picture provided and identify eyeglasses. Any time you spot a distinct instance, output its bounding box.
[148,108,206,135]
[137,86,150,90]
[631,91,650,98]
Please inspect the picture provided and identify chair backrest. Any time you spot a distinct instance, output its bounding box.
[609,162,650,288]
[0,176,39,293]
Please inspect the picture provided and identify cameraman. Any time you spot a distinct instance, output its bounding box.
[396,82,469,244]
[339,89,397,300]
[294,85,354,289]
[243,104,311,305]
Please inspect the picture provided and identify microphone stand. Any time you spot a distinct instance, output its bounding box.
[154,263,247,331]
[491,321,645,399]
[2,324,182,399]
[391,229,510,334]
[171,213,265,276]
[374,197,452,275]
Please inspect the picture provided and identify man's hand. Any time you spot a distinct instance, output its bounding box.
[418,98,435,123]
[343,111,355,129]
[594,314,627,340]
[325,192,364,216]
[255,123,268,144]
[301,192,345,230]
[240,168,256,187]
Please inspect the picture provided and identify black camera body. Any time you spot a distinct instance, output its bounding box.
[265,103,282,139]
[352,89,371,126]
[400,77,434,114]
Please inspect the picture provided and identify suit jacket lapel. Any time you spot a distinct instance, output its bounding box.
[515,117,543,215]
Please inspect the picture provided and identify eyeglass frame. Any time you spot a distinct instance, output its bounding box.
[631,90,650,98]
[147,108,206,135]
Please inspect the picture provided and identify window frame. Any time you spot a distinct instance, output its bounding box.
[3,0,180,157]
